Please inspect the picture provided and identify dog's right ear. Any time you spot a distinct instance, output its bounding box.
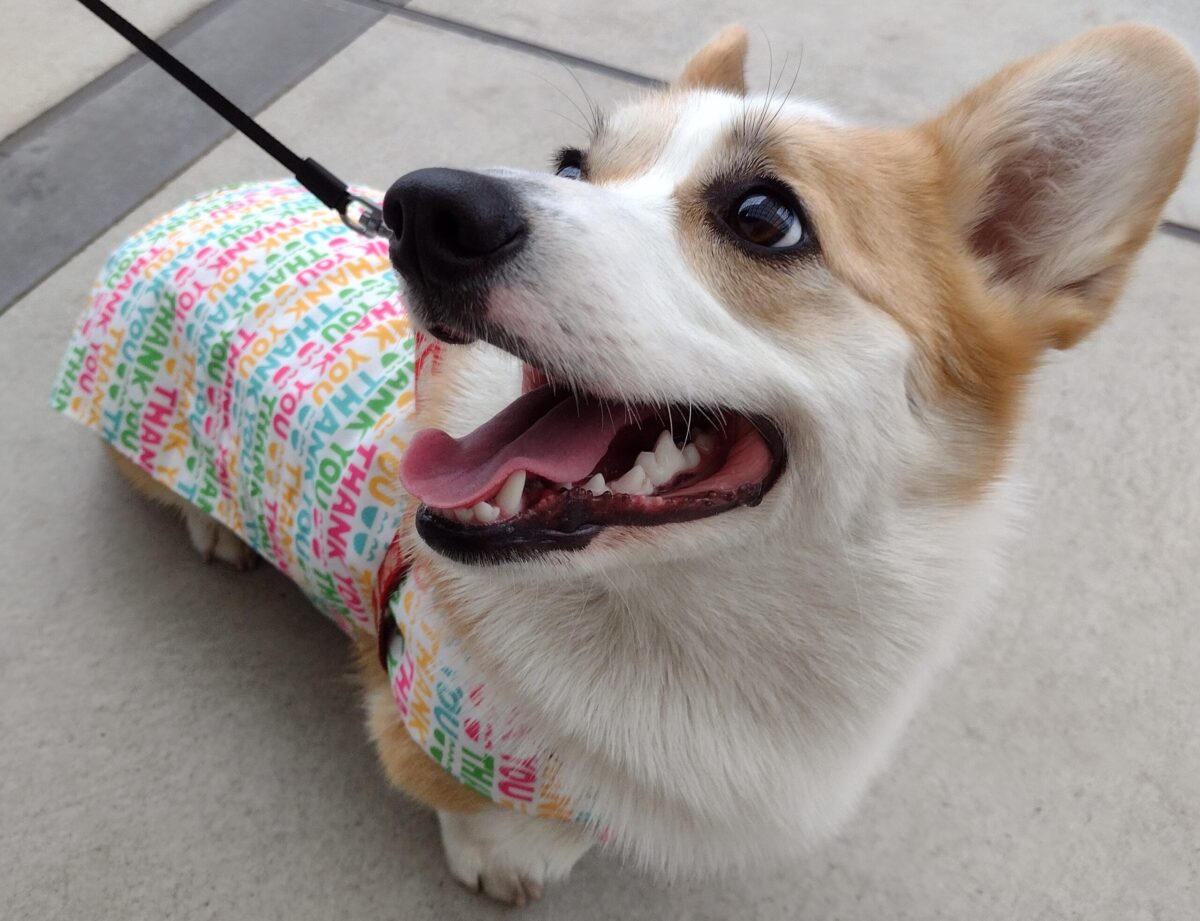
[926,25,1199,349]
[677,25,749,95]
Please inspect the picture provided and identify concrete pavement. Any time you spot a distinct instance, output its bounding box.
[2,3,1198,918]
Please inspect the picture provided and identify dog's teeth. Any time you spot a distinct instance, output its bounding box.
[453,507,474,523]
[694,431,716,453]
[635,451,668,486]
[611,465,652,495]
[583,473,609,496]
[495,469,526,517]
[473,501,500,523]
[654,429,677,457]
[681,444,701,470]
[652,431,686,481]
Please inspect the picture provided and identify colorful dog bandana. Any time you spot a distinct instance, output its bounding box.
[52,180,592,824]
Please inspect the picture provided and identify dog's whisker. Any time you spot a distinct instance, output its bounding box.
[556,61,605,140]
[50,21,1190,906]
[760,52,805,139]
[536,73,595,140]
[541,107,590,137]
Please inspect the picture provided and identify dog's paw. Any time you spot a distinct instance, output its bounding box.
[437,808,593,906]
[184,508,257,571]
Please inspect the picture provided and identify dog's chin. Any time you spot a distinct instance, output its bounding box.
[398,294,789,567]
[394,275,483,346]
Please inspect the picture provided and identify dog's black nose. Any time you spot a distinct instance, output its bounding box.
[383,168,525,286]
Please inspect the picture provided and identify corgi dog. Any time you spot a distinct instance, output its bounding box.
[97,22,1197,906]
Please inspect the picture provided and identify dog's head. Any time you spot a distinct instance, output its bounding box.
[387,25,1198,575]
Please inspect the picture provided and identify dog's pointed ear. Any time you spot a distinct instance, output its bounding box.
[926,25,1199,348]
[677,25,749,95]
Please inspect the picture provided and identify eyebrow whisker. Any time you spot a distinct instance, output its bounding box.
[557,61,606,140]
[537,72,596,141]
[760,51,805,138]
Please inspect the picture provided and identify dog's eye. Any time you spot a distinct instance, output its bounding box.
[554,148,586,181]
[727,189,804,249]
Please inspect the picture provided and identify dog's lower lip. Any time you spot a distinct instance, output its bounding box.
[416,487,771,565]
[416,511,602,563]
[388,251,480,344]
[425,322,475,345]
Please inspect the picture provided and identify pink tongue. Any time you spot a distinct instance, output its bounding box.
[401,385,640,508]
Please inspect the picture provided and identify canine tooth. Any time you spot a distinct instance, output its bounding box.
[495,469,526,517]
[611,465,652,495]
[635,451,668,486]
[653,431,686,480]
[473,501,500,523]
[454,507,474,523]
[681,444,701,469]
[694,431,716,453]
[583,473,608,496]
[654,429,677,457]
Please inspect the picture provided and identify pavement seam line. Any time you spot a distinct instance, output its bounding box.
[1160,221,1200,244]
[0,0,383,318]
[342,0,665,88]
[340,2,1200,243]
[0,0,241,151]
[1,0,1194,325]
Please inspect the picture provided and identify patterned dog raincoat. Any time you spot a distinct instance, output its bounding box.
[53,181,590,825]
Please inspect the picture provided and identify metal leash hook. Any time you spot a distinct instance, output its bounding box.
[340,194,393,241]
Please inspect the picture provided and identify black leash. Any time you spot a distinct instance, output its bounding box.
[74,0,391,239]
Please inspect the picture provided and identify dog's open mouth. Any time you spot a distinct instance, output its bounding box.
[400,367,787,563]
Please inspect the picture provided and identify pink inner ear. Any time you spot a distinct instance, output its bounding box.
[968,130,1093,286]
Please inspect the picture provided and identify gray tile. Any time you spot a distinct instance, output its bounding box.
[0,0,215,140]
[228,17,636,191]
[3,14,1199,921]
[0,0,382,316]
[347,0,663,87]
[407,0,1200,226]
[0,19,627,920]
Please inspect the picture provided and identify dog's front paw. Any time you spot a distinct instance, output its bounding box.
[184,508,257,570]
[437,808,593,906]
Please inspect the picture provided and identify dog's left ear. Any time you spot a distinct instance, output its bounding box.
[926,24,1199,348]
[677,25,749,95]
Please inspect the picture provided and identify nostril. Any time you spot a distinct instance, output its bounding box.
[430,203,521,259]
[430,209,464,254]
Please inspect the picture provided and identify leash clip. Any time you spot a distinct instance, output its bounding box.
[341,194,393,240]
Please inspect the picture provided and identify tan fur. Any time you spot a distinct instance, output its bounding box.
[671,25,1198,500]
[114,432,482,812]
[671,118,1038,499]
[109,446,256,567]
[352,634,488,814]
[926,24,1200,349]
[108,444,189,508]
[377,30,1200,816]
[105,23,1199,898]
[353,344,496,813]
[676,25,749,95]
[587,96,676,185]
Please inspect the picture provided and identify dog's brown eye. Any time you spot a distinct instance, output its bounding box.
[728,191,803,248]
